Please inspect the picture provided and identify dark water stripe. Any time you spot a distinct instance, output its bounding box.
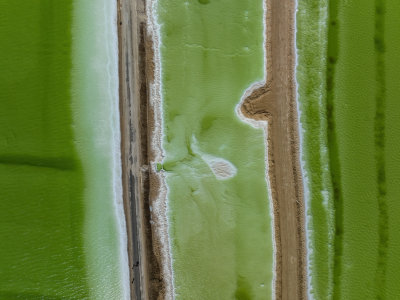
[0,291,67,300]
[0,155,77,170]
[374,0,387,298]
[326,0,343,299]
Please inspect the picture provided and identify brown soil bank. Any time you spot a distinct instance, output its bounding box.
[117,0,164,299]
[241,0,307,299]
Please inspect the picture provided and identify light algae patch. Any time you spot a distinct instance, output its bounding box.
[72,0,129,299]
[155,0,273,298]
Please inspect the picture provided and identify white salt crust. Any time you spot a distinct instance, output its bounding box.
[147,1,176,298]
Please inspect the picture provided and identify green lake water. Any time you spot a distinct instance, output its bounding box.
[0,1,128,298]
[155,0,273,298]
[297,0,400,298]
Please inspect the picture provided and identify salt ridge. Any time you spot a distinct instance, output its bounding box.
[146,0,176,298]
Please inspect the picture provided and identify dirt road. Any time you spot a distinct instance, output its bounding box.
[117,0,164,299]
[241,0,306,299]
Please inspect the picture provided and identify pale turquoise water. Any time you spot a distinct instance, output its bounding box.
[72,0,129,298]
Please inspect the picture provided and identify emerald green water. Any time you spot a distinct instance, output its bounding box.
[297,0,400,298]
[0,1,88,298]
[0,1,128,298]
[156,0,273,298]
